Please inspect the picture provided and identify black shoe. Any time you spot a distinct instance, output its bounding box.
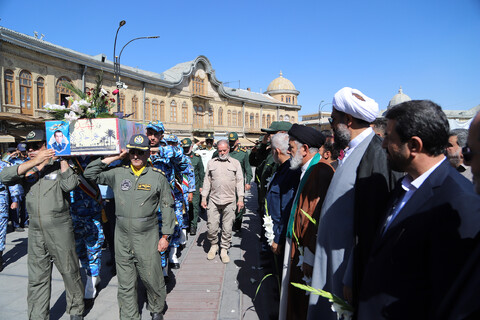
[164,275,169,283]
[15,227,25,232]
[151,312,164,320]
[189,228,197,236]
[70,315,83,320]
[169,262,180,269]
[0,251,4,272]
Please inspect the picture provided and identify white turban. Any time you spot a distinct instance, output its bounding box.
[332,87,379,123]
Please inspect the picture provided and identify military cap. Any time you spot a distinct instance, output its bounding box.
[288,124,325,148]
[17,143,26,152]
[164,134,178,143]
[261,121,293,133]
[181,138,192,147]
[25,129,46,142]
[126,134,150,150]
[205,132,214,140]
[228,132,238,141]
[146,120,165,134]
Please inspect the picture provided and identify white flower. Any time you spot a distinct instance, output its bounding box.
[69,101,82,113]
[100,88,108,96]
[66,96,74,102]
[262,214,275,245]
[44,103,65,111]
[331,302,353,320]
[64,111,79,121]
[86,108,96,114]
[78,99,91,107]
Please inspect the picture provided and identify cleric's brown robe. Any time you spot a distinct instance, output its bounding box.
[286,160,335,320]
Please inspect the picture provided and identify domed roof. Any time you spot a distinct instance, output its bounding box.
[266,71,296,92]
[388,86,411,108]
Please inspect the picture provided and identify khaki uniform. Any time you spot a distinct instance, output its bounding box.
[0,160,84,319]
[202,156,244,249]
[84,158,175,320]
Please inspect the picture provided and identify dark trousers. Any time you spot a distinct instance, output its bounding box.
[188,190,200,230]
[102,199,116,260]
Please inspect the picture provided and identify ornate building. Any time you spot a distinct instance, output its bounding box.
[0,27,300,147]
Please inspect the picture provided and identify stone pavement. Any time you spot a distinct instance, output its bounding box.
[0,184,280,319]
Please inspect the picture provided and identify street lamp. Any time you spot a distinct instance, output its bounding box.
[318,100,332,129]
[113,20,126,115]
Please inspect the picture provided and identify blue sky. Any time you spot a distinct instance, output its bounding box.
[1,0,479,117]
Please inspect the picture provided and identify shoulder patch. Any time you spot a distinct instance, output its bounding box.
[241,147,247,152]
[152,167,166,176]
[123,165,129,168]
[195,153,201,157]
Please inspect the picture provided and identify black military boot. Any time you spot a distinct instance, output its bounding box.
[0,251,4,272]
[70,315,83,320]
[151,312,164,320]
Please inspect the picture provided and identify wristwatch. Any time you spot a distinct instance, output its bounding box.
[162,234,172,242]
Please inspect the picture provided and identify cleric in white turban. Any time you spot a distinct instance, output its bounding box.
[332,87,379,123]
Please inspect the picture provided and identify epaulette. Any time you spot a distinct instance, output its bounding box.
[123,165,129,168]
[152,167,166,176]
[240,147,247,152]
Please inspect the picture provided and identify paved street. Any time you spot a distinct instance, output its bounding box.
[0,184,279,320]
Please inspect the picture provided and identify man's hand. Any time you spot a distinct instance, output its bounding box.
[201,200,207,209]
[237,200,244,210]
[245,184,251,191]
[33,148,55,166]
[343,285,353,305]
[158,238,169,253]
[199,188,203,193]
[303,263,313,278]
[102,149,127,165]
[188,192,193,203]
[262,134,270,144]
[10,202,18,210]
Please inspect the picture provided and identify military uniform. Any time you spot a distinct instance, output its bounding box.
[195,132,216,172]
[84,134,175,320]
[0,129,84,319]
[181,138,205,235]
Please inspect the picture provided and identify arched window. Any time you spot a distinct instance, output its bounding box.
[20,70,33,115]
[218,107,223,125]
[227,110,232,126]
[291,116,295,123]
[267,114,271,127]
[144,99,150,121]
[132,96,138,119]
[250,113,255,128]
[170,100,177,122]
[232,110,237,127]
[208,107,214,125]
[4,69,15,105]
[256,113,259,128]
[37,77,45,109]
[119,93,125,113]
[281,95,284,102]
[279,115,284,121]
[284,114,290,122]
[194,105,204,126]
[244,112,249,128]
[262,114,266,128]
[152,99,159,120]
[56,76,73,107]
[192,75,206,96]
[287,96,291,103]
[237,112,242,126]
[292,96,295,104]
[182,102,188,123]
[160,101,165,121]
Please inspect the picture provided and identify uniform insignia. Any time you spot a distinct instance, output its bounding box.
[137,184,151,191]
[152,167,166,176]
[121,179,132,191]
[44,173,58,180]
[134,135,144,144]
[229,133,234,138]
[182,139,187,144]
[27,131,35,139]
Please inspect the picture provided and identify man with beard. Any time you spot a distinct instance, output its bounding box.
[201,140,244,264]
[308,87,399,320]
[279,124,334,320]
[446,129,473,181]
[357,100,480,319]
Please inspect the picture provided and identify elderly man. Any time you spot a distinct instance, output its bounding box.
[0,129,84,320]
[308,87,399,319]
[446,128,473,181]
[201,140,244,264]
[357,100,480,319]
[279,124,334,320]
[84,134,175,320]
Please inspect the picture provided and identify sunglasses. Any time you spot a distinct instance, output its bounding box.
[328,117,333,125]
[462,146,480,163]
[129,149,146,156]
[26,142,44,150]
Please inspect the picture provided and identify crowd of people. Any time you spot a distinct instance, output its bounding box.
[1,85,480,320]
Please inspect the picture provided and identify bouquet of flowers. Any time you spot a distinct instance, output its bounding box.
[44,72,116,121]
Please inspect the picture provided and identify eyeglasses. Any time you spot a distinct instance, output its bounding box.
[26,142,44,151]
[462,146,480,163]
[129,149,145,156]
[328,118,333,125]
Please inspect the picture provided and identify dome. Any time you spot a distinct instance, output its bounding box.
[388,86,411,108]
[266,71,296,92]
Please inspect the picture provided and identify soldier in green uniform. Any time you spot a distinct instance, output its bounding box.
[213,132,253,231]
[181,138,204,235]
[83,134,175,320]
[249,121,293,217]
[0,129,84,320]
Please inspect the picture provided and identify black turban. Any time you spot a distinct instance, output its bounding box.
[288,124,326,148]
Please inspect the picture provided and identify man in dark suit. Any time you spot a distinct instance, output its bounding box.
[358,100,480,319]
